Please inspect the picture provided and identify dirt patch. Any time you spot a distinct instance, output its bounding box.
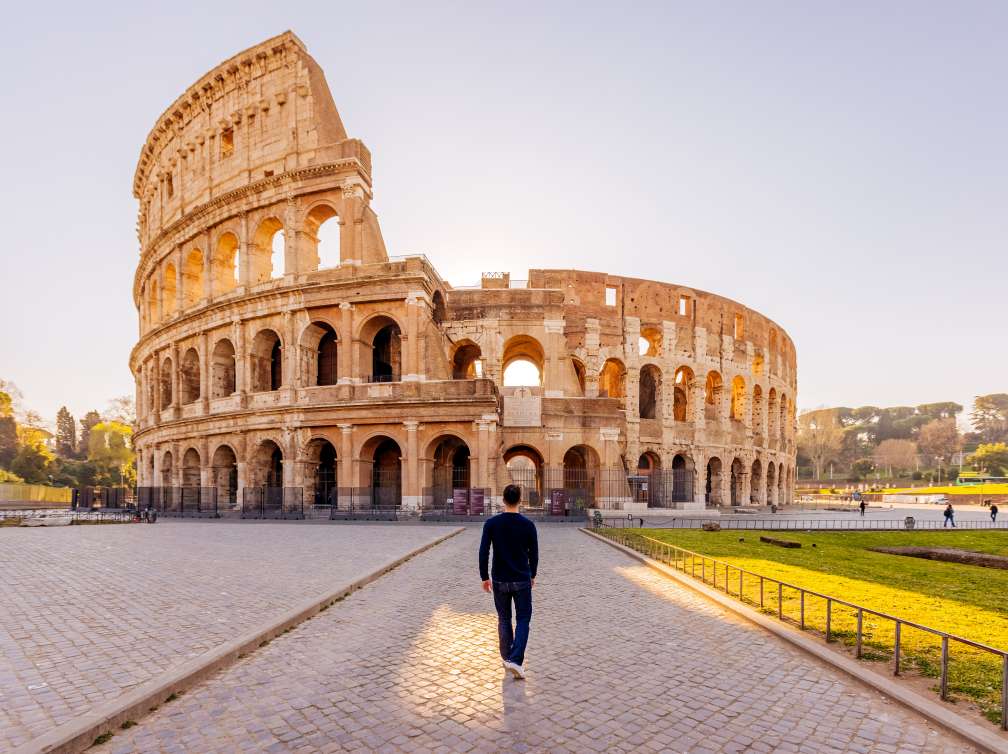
[871,546,1008,570]
[760,535,801,548]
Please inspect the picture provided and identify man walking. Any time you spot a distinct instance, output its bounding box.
[943,502,956,528]
[479,484,538,680]
[859,498,867,517]
[990,502,999,523]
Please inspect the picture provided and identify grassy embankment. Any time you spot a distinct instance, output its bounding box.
[621,528,1008,723]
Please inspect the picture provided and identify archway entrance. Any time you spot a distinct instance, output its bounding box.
[368,438,402,509]
[671,454,694,504]
[751,459,763,505]
[428,436,472,512]
[312,440,338,507]
[504,445,543,508]
[730,457,745,506]
[705,457,723,507]
[211,445,238,510]
[634,452,661,507]
[559,445,600,512]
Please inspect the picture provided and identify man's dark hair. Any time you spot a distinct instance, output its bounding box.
[503,484,521,505]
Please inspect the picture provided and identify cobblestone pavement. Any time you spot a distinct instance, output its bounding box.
[108,527,977,754]
[0,522,456,751]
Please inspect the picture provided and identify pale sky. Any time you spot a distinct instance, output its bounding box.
[0,1,1004,425]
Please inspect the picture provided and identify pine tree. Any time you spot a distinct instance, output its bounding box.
[78,410,102,460]
[55,406,77,458]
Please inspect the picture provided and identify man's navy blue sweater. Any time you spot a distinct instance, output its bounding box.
[478,512,538,582]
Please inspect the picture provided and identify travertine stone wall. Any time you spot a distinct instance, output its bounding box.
[130,33,797,512]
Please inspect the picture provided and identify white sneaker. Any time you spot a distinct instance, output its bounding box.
[503,661,526,680]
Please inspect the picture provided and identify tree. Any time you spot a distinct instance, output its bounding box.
[0,415,17,468]
[105,395,136,426]
[87,421,134,486]
[917,418,960,465]
[797,409,844,480]
[10,444,51,483]
[78,410,102,460]
[55,407,77,458]
[970,394,1008,444]
[872,439,919,475]
[0,391,12,417]
[967,443,1008,476]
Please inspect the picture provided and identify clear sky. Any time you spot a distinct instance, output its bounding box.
[0,1,1004,425]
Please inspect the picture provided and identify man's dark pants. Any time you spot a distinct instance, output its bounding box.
[492,581,532,665]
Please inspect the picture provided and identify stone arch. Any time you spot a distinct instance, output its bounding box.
[159,357,173,408]
[359,434,402,508]
[599,358,626,399]
[249,439,284,488]
[561,445,601,508]
[302,437,339,507]
[182,248,205,307]
[779,394,789,441]
[427,434,471,494]
[160,450,173,487]
[212,232,239,296]
[250,329,283,392]
[705,456,723,506]
[752,353,764,376]
[704,371,723,421]
[639,364,662,420]
[671,452,695,504]
[211,444,238,508]
[730,375,746,421]
[778,462,786,503]
[163,263,178,318]
[451,340,482,380]
[304,202,341,270]
[300,321,339,387]
[431,290,446,326]
[752,385,764,436]
[570,357,587,395]
[639,325,662,357]
[766,461,777,505]
[673,366,694,422]
[504,444,544,506]
[502,334,545,387]
[751,458,763,504]
[181,447,201,488]
[147,279,159,325]
[767,388,779,440]
[179,347,200,404]
[211,338,236,398]
[358,314,402,383]
[730,457,745,505]
[251,216,284,283]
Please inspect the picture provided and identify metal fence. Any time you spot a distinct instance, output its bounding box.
[597,517,1008,531]
[241,487,304,519]
[138,487,221,518]
[595,527,1008,729]
[0,509,133,524]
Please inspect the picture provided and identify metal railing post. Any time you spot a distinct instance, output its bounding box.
[940,636,949,699]
[800,591,805,630]
[826,599,831,642]
[759,577,764,608]
[856,609,863,658]
[1001,654,1007,731]
[778,583,783,620]
[894,622,901,676]
[739,569,743,601]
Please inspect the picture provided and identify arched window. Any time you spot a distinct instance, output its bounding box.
[180,348,200,404]
[252,217,284,283]
[181,448,201,488]
[212,233,239,296]
[767,388,779,439]
[639,364,662,420]
[673,366,694,422]
[452,342,482,380]
[148,279,159,325]
[431,291,446,326]
[502,335,545,387]
[163,264,177,317]
[704,371,723,421]
[571,358,587,395]
[705,457,723,507]
[160,357,173,407]
[305,204,340,270]
[317,327,338,386]
[639,326,662,357]
[211,339,236,398]
[251,330,282,392]
[372,323,401,382]
[752,385,764,436]
[730,376,746,421]
[211,445,238,509]
[182,249,205,307]
[599,358,626,399]
[300,322,339,387]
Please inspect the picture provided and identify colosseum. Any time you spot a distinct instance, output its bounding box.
[131,32,797,517]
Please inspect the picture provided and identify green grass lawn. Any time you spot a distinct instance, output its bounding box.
[610,528,1008,724]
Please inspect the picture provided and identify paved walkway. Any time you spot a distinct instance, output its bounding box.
[107,528,975,754]
[0,522,456,751]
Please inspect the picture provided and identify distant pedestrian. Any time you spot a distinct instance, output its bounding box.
[943,503,956,528]
[859,499,867,517]
[991,503,999,523]
[479,484,538,680]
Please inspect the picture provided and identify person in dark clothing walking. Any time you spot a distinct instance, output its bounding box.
[859,499,867,517]
[991,502,999,523]
[479,484,538,680]
[943,503,956,528]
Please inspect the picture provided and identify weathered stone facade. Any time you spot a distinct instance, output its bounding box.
[130,32,797,511]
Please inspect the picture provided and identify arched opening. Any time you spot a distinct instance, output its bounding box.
[599,358,626,399]
[639,325,662,357]
[730,375,746,421]
[766,462,777,505]
[159,357,173,408]
[751,459,763,505]
[451,341,482,380]
[211,445,238,509]
[560,445,600,511]
[181,448,201,488]
[752,353,764,376]
[251,216,284,283]
[212,232,239,296]
[211,339,236,398]
[673,366,694,422]
[780,395,789,441]
[300,322,339,387]
[182,249,204,307]
[160,451,173,488]
[505,445,543,507]
[362,437,402,509]
[767,388,779,440]
[705,371,723,421]
[148,279,159,325]
[163,264,177,318]
[305,204,340,270]
[752,385,764,436]
[730,457,745,506]
[431,291,446,326]
[428,436,471,507]
[250,440,284,488]
[502,335,545,387]
[705,456,723,507]
[372,323,401,382]
[251,330,282,392]
[303,438,338,507]
[639,364,662,420]
[180,348,200,404]
[635,451,661,507]
[571,358,587,395]
[778,464,786,504]
[671,453,694,503]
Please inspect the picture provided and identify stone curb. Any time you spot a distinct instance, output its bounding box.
[17,527,464,754]
[581,528,1008,754]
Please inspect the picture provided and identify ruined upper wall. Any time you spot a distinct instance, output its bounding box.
[133,31,370,250]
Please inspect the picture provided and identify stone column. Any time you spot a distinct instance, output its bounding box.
[338,424,354,490]
[153,351,161,419]
[403,421,420,510]
[692,382,706,430]
[694,450,707,507]
[238,212,251,289]
[233,319,246,404]
[199,438,211,488]
[476,419,491,489]
[283,309,296,399]
[200,331,210,414]
[152,448,161,491]
[174,247,184,313]
[169,344,180,416]
[404,292,423,382]
[543,319,565,398]
[338,303,353,383]
[203,231,213,301]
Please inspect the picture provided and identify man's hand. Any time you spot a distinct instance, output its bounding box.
[482,579,491,593]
